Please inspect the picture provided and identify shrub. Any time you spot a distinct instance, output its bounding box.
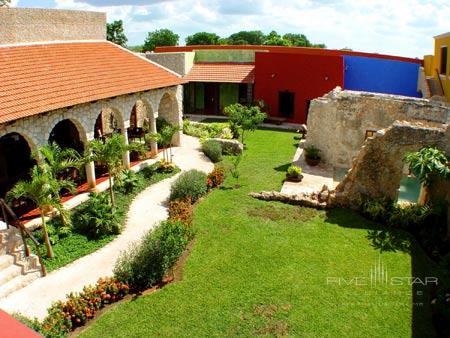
[41,277,129,336]
[13,313,44,336]
[183,120,226,139]
[202,139,223,163]
[304,145,321,160]
[115,169,140,194]
[157,160,176,173]
[387,204,431,229]
[168,197,193,226]
[207,166,225,189]
[114,220,190,290]
[34,217,72,246]
[361,198,392,222]
[170,170,207,202]
[287,164,302,177]
[73,193,121,239]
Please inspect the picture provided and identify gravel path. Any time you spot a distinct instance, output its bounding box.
[0,135,213,320]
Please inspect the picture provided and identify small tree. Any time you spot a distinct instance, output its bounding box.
[146,124,180,163]
[224,103,266,145]
[107,20,128,47]
[230,155,242,188]
[186,32,220,45]
[405,146,450,205]
[143,29,179,52]
[8,166,75,258]
[33,143,81,179]
[85,134,143,208]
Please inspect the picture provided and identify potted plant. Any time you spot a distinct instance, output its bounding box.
[304,145,321,166]
[286,164,303,182]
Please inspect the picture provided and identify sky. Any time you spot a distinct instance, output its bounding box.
[10,0,450,58]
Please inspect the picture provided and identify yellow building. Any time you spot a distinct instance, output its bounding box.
[424,32,450,101]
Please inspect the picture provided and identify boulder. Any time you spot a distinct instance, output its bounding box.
[210,138,243,155]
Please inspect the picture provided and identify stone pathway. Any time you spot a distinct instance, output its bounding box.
[281,141,339,195]
[0,135,213,320]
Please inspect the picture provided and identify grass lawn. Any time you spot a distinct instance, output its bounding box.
[37,165,180,272]
[79,129,444,337]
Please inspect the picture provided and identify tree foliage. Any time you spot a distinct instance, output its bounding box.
[85,134,143,207]
[186,32,220,45]
[143,29,179,52]
[227,30,266,45]
[224,104,266,144]
[107,20,128,47]
[8,166,75,258]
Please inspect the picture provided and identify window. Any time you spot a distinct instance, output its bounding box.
[440,46,448,75]
[238,84,247,103]
[278,91,295,118]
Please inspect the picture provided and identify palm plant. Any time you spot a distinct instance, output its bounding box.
[146,124,180,163]
[405,146,450,205]
[7,166,75,258]
[33,143,81,179]
[85,134,143,207]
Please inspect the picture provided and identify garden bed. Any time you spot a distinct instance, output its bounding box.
[32,164,180,273]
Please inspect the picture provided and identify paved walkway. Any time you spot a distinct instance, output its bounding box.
[0,135,213,320]
[281,141,339,195]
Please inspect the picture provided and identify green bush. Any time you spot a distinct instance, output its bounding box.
[73,193,121,239]
[170,170,208,202]
[35,217,72,246]
[114,220,190,290]
[304,145,321,160]
[13,313,44,336]
[361,198,392,222]
[183,120,226,139]
[287,164,302,177]
[387,204,431,229]
[115,169,140,194]
[202,140,223,163]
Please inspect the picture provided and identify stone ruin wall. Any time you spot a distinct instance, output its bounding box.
[333,121,449,208]
[306,88,449,169]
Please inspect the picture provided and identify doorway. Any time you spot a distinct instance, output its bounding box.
[204,83,219,115]
[279,91,295,118]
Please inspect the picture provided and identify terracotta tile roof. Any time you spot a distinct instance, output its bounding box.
[184,62,255,83]
[0,41,184,124]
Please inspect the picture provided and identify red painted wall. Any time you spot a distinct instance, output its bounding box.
[254,52,344,124]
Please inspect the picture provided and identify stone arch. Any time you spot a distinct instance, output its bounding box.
[0,132,36,198]
[94,107,125,139]
[157,91,182,146]
[48,118,87,152]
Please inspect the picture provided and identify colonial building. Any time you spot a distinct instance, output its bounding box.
[0,8,184,201]
[147,45,422,124]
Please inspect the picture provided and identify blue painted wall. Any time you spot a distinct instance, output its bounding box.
[343,56,421,97]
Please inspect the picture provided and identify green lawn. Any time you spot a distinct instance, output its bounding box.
[38,165,179,272]
[79,129,442,337]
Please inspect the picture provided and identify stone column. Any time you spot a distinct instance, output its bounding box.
[149,112,158,157]
[85,161,97,191]
[122,120,131,169]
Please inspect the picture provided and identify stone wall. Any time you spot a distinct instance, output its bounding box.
[333,121,448,208]
[0,85,181,149]
[144,52,195,76]
[306,87,449,168]
[0,8,106,45]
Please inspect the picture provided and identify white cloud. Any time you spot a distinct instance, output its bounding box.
[53,0,450,57]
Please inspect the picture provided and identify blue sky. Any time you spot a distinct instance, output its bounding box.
[11,0,450,58]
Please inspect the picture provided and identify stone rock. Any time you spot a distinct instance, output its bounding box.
[334,121,448,209]
[210,138,243,155]
[248,191,329,209]
[305,88,449,168]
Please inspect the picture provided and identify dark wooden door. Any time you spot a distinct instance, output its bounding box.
[204,83,219,115]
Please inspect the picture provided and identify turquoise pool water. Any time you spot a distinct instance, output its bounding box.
[398,176,421,203]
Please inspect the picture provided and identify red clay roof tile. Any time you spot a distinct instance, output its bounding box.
[0,41,184,124]
[184,62,255,83]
